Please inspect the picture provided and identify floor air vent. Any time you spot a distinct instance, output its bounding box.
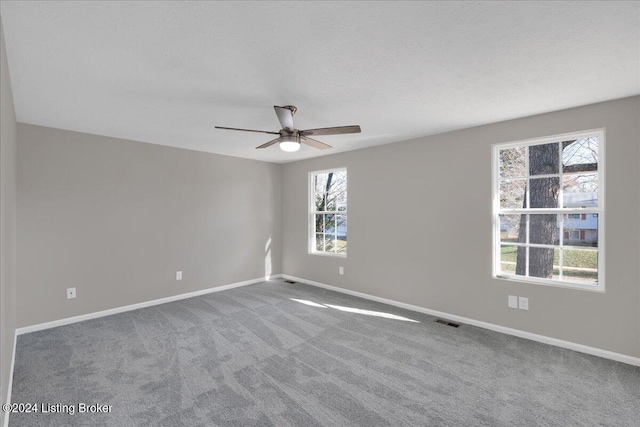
[435,319,460,328]
[283,280,296,284]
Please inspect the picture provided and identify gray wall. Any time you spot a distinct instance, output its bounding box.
[282,96,640,358]
[17,124,282,327]
[1,16,18,423]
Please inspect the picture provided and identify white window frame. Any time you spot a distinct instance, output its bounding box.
[492,129,605,292]
[309,168,347,257]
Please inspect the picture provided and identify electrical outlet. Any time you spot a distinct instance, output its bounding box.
[176,271,183,280]
[508,295,518,309]
[66,287,76,299]
[339,266,344,275]
[518,296,529,310]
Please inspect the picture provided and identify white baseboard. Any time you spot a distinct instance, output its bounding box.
[281,274,640,367]
[16,275,281,336]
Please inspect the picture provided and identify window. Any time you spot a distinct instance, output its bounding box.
[493,129,604,291]
[310,169,347,256]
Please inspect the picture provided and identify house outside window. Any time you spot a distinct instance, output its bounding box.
[309,169,347,256]
[493,129,604,291]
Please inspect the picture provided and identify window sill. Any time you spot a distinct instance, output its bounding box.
[309,251,347,258]
[493,274,604,293]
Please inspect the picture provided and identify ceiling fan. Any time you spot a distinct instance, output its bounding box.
[215,105,361,152]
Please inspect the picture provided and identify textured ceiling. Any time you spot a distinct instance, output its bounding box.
[1,1,638,163]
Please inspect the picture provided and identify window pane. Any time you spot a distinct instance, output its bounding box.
[328,173,346,211]
[318,190,346,213]
[330,170,347,193]
[314,173,328,194]
[562,137,598,172]
[315,233,324,252]
[336,188,347,212]
[325,214,336,233]
[529,247,556,279]
[500,179,526,209]
[529,143,559,175]
[563,248,598,269]
[314,192,327,211]
[499,147,526,178]
[499,214,522,243]
[336,215,347,241]
[315,214,324,233]
[529,214,560,245]
[563,249,598,284]
[336,240,347,254]
[529,177,559,208]
[563,173,598,208]
[564,215,598,248]
[324,235,336,253]
[499,245,519,275]
[321,192,334,211]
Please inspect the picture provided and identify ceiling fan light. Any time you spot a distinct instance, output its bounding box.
[279,141,300,152]
[279,135,300,152]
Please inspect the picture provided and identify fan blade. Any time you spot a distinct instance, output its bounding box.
[300,125,361,136]
[300,136,331,150]
[255,137,281,149]
[274,106,294,130]
[215,126,280,135]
